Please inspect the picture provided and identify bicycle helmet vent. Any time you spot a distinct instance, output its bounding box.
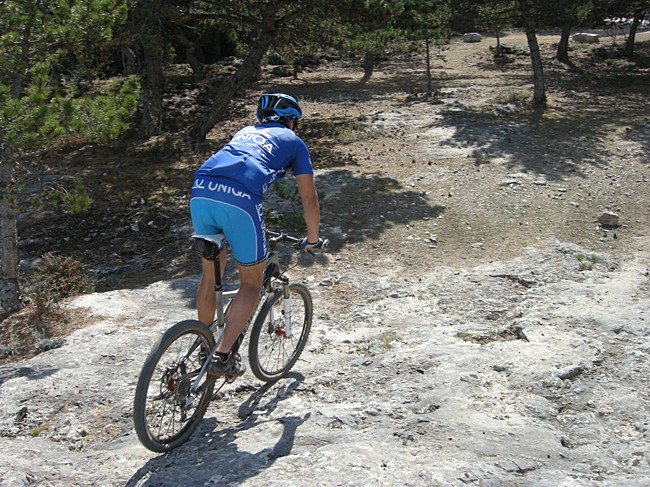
[256,93,302,124]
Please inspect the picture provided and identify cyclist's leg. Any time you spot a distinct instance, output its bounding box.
[190,196,228,325]
[215,260,265,354]
[212,199,266,354]
[191,185,266,353]
[196,250,227,325]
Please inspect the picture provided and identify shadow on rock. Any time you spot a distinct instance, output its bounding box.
[318,169,446,249]
[126,373,309,486]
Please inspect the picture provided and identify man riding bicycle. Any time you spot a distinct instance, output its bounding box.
[190,93,323,377]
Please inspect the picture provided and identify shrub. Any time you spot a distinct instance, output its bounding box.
[31,253,93,315]
[55,177,93,214]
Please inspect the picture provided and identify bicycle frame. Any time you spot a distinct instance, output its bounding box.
[188,232,296,394]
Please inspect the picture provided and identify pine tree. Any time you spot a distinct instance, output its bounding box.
[0,0,138,316]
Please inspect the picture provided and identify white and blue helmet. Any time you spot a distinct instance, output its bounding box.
[256,93,302,125]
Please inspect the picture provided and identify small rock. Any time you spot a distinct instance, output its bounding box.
[556,364,585,380]
[14,406,28,424]
[463,32,483,43]
[597,211,619,226]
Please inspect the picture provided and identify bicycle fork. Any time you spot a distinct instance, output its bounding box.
[279,278,294,338]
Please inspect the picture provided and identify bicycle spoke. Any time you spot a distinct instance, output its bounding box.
[134,320,216,452]
[249,283,312,381]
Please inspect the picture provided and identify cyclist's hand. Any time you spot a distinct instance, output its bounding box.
[299,237,326,252]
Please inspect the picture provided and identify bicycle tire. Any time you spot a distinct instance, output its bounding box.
[248,282,313,382]
[133,319,216,452]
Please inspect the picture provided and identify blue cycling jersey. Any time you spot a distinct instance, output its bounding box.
[194,122,313,198]
[190,122,313,265]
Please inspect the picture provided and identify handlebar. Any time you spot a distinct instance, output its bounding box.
[266,231,329,254]
[266,231,300,246]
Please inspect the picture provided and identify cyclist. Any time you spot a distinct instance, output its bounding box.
[190,93,323,377]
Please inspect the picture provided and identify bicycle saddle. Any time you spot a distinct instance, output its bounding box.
[192,233,227,260]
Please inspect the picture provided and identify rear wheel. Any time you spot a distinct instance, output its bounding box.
[248,283,312,382]
[133,320,215,452]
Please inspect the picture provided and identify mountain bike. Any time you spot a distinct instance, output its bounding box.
[133,231,325,452]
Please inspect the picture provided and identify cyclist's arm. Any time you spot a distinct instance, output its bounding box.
[295,173,320,243]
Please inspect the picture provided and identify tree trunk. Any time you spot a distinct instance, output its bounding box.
[425,38,432,96]
[557,25,571,64]
[140,38,164,138]
[360,51,374,84]
[525,29,546,107]
[135,0,165,138]
[175,32,203,81]
[519,0,546,108]
[121,47,138,75]
[624,8,645,58]
[11,2,36,97]
[190,2,284,142]
[0,133,21,316]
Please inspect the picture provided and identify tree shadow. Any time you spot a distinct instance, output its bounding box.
[126,373,310,486]
[315,169,446,249]
[270,38,650,180]
[433,89,646,179]
[0,365,36,386]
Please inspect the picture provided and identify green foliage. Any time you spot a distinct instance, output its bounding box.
[0,0,127,85]
[0,0,136,153]
[1,73,139,151]
[449,0,598,33]
[330,0,451,58]
[577,253,599,271]
[476,1,518,38]
[0,0,136,315]
[590,0,647,24]
[395,0,452,42]
[31,253,93,315]
[44,177,94,215]
[524,0,593,30]
[67,77,140,143]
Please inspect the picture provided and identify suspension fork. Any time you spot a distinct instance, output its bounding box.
[279,276,294,338]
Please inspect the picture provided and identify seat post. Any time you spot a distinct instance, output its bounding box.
[214,251,225,325]
[213,252,222,292]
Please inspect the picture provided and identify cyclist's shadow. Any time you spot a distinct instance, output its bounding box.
[126,372,310,486]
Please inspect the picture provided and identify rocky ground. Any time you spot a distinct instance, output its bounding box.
[1,30,649,486]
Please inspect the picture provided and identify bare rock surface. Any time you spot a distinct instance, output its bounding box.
[1,239,649,486]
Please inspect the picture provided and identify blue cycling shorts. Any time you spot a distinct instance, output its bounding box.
[190,177,267,265]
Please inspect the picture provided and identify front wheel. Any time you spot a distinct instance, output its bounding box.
[248,283,313,382]
[133,319,216,452]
